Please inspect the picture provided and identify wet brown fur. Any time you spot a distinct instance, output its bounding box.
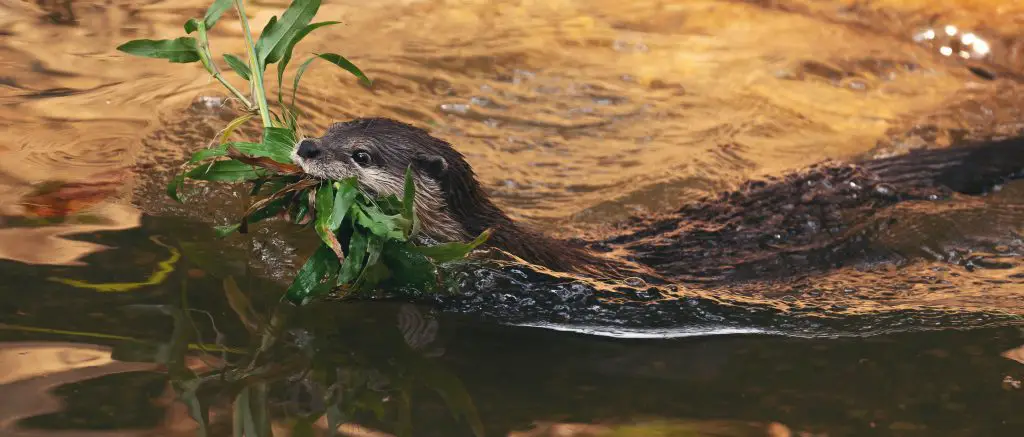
[296,117,1024,283]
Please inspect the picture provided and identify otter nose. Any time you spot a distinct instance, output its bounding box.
[296,139,321,159]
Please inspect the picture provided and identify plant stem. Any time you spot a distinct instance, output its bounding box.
[234,0,272,130]
[212,70,254,109]
[197,20,254,109]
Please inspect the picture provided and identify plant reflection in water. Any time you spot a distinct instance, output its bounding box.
[108,275,484,437]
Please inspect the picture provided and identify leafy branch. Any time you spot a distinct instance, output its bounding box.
[117,0,489,304]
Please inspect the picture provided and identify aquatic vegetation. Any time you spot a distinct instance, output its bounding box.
[116,0,490,304]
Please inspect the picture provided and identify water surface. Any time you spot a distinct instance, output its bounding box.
[2,0,1024,435]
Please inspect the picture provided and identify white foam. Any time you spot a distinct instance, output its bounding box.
[509,322,772,339]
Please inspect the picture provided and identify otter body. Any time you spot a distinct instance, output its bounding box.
[292,118,1024,284]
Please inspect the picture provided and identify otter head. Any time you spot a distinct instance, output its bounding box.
[291,117,498,242]
[291,117,638,279]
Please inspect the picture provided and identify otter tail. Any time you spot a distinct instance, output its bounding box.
[861,135,1024,194]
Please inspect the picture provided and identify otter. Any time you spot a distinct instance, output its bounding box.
[291,117,1024,285]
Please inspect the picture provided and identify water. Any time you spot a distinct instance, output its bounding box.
[3,0,1024,435]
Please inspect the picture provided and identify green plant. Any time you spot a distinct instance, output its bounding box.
[117,0,489,304]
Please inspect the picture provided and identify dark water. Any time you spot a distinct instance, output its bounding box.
[3,0,1024,436]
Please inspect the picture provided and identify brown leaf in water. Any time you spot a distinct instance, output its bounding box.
[243,179,318,217]
[226,145,304,175]
[321,226,346,261]
[19,170,129,218]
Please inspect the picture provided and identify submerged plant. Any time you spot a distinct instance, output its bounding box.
[117,0,489,304]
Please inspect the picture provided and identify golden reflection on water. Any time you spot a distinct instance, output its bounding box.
[0,342,162,436]
[3,0,1024,315]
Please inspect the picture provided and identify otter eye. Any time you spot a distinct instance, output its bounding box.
[352,150,372,166]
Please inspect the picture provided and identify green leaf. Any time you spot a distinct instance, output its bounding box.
[413,229,492,263]
[349,232,391,293]
[184,0,233,33]
[338,227,368,285]
[276,21,340,99]
[223,54,252,81]
[270,109,285,128]
[315,52,371,86]
[263,126,298,160]
[214,224,240,237]
[166,172,186,203]
[315,183,345,260]
[355,261,390,292]
[219,113,254,145]
[283,102,300,133]
[188,147,229,164]
[329,179,359,231]
[291,56,317,108]
[291,200,310,225]
[373,194,405,215]
[185,19,200,35]
[382,242,437,291]
[203,0,233,28]
[258,0,321,66]
[354,206,408,241]
[285,244,338,305]
[185,160,265,182]
[116,38,201,63]
[363,235,384,272]
[188,141,287,164]
[255,15,278,63]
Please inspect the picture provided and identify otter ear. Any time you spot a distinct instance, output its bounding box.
[413,153,448,178]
